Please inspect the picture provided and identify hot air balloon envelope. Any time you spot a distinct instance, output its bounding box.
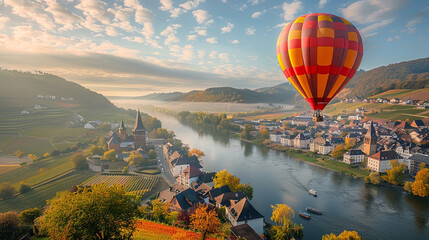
[277,13,363,121]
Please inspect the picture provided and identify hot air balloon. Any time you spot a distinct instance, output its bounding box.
[277,13,363,122]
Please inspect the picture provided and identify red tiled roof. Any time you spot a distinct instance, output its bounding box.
[369,150,402,161]
[181,166,203,178]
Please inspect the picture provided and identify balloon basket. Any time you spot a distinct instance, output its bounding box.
[313,110,323,122]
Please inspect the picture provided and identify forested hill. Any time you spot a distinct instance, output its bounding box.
[0,69,115,109]
[346,58,429,97]
[137,84,296,103]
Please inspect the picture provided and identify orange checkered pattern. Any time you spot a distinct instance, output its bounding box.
[277,13,363,111]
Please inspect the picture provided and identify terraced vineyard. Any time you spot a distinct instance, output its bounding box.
[82,174,159,196]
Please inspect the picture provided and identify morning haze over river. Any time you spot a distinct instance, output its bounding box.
[113,99,429,240]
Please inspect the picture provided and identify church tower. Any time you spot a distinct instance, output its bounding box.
[133,110,146,148]
[118,119,127,142]
[363,121,377,156]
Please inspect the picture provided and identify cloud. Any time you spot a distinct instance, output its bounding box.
[180,0,206,10]
[405,6,429,33]
[221,0,227,3]
[181,45,194,60]
[218,53,229,61]
[187,35,197,40]
[45,0,82,31]
[159,0,173,11]
[135,6,153,25]
[75,0,112,25]
[318,0,328,9]
[123,36,145,43]
[105,26,119,37]
[197,50,205,58]
[221,23,234,33]
[194,26,208,35]
[192,9,211,24]
[208,51,217,59]
[341,0,405,24]
[142,22,161,48]
[250,0,260,5]
[0,16,10,30]
[160,24,181,46]
[252,12,262,18]
[232,40,239,44]
[206,37,218,44]
[282,0,303,21]
[360,18,394,37]
[4,0,56,30]
[245,27,256,35]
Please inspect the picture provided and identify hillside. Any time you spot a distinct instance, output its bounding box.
[0,69,114,109]
[138,84,297,103]
[345,58,429,97]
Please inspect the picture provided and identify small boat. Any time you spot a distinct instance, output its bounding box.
[306,207,322,215]
[309,189,317,196]
[299,211,311,219]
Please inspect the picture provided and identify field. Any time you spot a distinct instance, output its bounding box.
[132,220,219,240]
[323,102,428,121]
[370,88,429,101]
[0,171,96,212]
[82,174,159,196]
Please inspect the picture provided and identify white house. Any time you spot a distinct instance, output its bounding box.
[280,134,295,147]
[84,122,95,129]
[269,132,283,143]
[294,133,310,149]
[178,166,203,187]
[367,150,404,173]
[343,150,365,165]
[226,198,264,234]
[319,143,334,155]
[21,110,30,115]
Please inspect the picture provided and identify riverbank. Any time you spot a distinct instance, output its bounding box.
[235,138,370,179]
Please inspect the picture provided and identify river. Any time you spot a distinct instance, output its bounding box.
[113,100,429,240]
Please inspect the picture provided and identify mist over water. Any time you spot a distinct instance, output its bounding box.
[113,99,429,240]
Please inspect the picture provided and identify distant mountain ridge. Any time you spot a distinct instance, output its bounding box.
[346,57,429,97]
[136,83,297,103]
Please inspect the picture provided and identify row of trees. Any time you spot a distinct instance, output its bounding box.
[177,111,241,136]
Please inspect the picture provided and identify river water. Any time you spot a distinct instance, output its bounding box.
[113,100,429,240]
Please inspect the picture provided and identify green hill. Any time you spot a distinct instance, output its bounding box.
[345,58,429,97]
[0,69,114,109]
[138,84,296,103]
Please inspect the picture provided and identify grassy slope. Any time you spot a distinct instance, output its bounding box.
[370,88,429,100]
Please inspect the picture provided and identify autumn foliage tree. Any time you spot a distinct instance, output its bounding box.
[364,172,381,185]
[270,204,303,240]
[39,184,140,239]
[381,160,407,185]
[330,144,349,160]
[404,168,429,197]
[213,170,254,200]
[103,149,117,161]
[27,154,38,161]
[190,204,221,240]
[71,152,88,170]
[189,148,205,158]
[322,230,362,240]
[14,150,24,160]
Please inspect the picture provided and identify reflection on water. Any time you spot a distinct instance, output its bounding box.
[112,100,429,240]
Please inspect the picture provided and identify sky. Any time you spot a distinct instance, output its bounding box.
[0,0,428,97]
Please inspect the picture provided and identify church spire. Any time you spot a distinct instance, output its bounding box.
[366,121,377,138]
[133,110,145,131]
[119,119,126,130]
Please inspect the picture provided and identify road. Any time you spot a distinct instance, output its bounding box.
[155,145,176,186]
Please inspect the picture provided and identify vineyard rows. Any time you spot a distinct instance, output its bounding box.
[82,174,159,196]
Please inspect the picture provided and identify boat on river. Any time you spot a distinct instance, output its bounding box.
[306,207,322,215]
[309,189,317,196]
[299,211,311,219]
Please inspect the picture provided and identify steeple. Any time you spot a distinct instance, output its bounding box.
[365,121,377,138]
[364,121,378,155]
[133,110,145,131]
[119,119,126,130]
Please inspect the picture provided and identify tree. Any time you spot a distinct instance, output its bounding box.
[151,199,171,223]
[239,183,254,200]
[122,166,129,174]
[126,151,145,166]
[148,149,157,159]
[27,154,38,161]
[381,160,407,185]
[322,230,362,240]
[71,152,88,170]
[270,204,303,240]
[18,183,31,194]
[0,211,20,240]
[43,152,51,158]
[240,124,253,140]
[213,170,241,192]
[404,181,413,193]
[411,168,429,197]
[19,208,42,226]
[103,149,117,161]
[345,138,356,148]
[88,145,104,156]
[39,184,140,240]
[14,150,24,160]
[364,172,381,185]
[189,148,205,158]
[0,182,15,200]
[330,144,347,160]
[190,204,221,240]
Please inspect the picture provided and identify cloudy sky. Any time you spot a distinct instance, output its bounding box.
[0,0,428,96]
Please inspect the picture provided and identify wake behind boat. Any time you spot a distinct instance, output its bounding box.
[299,211,311,219]
[306,207,322,215]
